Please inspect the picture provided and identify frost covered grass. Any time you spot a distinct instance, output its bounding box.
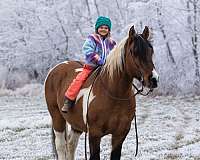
[0,84,199,159]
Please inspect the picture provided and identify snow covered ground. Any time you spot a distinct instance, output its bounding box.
[0,85,199,160]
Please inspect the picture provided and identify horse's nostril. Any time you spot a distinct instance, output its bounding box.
[150,77,158,88]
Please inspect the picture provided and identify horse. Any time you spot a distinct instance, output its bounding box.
[44,25,159,160]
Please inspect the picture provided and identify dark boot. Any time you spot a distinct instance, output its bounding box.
[61,97,75,113]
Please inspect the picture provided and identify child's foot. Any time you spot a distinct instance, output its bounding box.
[61,97,75,113]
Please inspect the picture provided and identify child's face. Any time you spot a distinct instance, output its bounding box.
[97,25,109,37]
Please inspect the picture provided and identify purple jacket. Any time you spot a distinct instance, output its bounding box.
[82,33,116,67]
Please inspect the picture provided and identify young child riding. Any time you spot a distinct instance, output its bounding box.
[62,16,116,113]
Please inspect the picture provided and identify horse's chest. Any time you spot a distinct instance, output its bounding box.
[105,112,133,134]
[76,85,95,123]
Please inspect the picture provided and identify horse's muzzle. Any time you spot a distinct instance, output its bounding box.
[149,77,158,88]
[149,69,159,89]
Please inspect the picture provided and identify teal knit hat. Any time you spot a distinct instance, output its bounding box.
[95,16,112,31]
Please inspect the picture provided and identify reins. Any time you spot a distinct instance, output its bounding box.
[84,66,153,159]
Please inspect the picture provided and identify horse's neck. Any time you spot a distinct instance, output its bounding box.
[100,70,133,98]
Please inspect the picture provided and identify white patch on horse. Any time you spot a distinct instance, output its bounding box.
[44,61,69,87]
[152,69,159,81]
[54,129,67,160]
[67,129,81,160]
[76,85,95,125]
[64,122,80,160]
[75,68,83,72]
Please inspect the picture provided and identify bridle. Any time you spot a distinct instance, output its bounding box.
[128,34,154,96]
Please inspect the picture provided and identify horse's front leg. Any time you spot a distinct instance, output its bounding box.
[89,135,101,160]
[111,130,129,160]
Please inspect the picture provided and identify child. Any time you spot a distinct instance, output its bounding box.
[62,16,116,113]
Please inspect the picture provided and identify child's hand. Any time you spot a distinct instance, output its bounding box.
[94,54,100,61]
[97,59,104,65]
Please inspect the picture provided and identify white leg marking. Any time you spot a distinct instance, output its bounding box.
[54,129,67,160]
[76,85,95,124]
[152,68,159,81]
[67,129,81,160]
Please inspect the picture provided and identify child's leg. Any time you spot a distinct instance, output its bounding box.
[65,65,94,100]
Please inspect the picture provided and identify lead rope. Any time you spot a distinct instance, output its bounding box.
[132,83,153,157]
[134,113,138,156]
[132,86,141,157]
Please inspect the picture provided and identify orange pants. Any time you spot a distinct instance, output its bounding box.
[65,64,94,100]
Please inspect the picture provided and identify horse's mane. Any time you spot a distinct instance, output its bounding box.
[103,37,127,79]
[132,34,153,63]
[103,33,153,80]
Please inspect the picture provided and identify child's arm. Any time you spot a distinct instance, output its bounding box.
[82,38,99,65]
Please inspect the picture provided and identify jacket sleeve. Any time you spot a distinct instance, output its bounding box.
[110,39,117,50]
[82,37,99,64]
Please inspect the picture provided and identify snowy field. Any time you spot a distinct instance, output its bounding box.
[0,84,200,160]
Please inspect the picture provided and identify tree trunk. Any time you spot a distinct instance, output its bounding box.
[187,0,200,82]
[93,0,100,16]
[55,11,68,53]
[85,0,91,16]
[156,4,176,64]
[192,1,200,81]
[115,0,123,19]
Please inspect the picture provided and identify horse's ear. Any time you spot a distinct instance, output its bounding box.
[129,25,136,38]
[148,27,153,42]
[142,26,149,40]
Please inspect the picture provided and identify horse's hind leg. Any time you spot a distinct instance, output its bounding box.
[50,105,67,160]
[67,128,81,160]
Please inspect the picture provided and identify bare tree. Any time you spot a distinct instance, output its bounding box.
[187,0,200,82]
[85,0,91,16]
[156,2,176,64]
[93,0,100,16]
[115,0,123,19]
[55,11,69,53]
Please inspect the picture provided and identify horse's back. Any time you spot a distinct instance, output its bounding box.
[44,61,83,108]
[45,61,88,132]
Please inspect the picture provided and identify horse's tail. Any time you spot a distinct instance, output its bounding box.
[51,127,58,160]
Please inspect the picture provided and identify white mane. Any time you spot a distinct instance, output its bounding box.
[103,37,128,79]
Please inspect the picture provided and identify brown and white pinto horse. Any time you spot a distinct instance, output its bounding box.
[44,25,159,160]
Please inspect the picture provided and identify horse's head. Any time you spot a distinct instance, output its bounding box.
[124,25,159,89]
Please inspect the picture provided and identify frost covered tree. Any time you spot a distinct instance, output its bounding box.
[0,0,200,95]
[186,0,200,83]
